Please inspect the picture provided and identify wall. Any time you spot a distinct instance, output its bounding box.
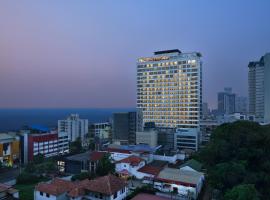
[153,154,177,164]
[110,152,131,162]
[116,161,145,179]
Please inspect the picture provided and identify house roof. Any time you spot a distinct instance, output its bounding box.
[156,167,204,186]
[68,179,90,198]
[36,175,127,198]
[180,159,202,172]
[90,151,106,162]
[0,183,11,192]
[84,174,127,195]
[66,151,91,162]
[131,193,170,200]
[107,148,131,154]
[117,156,144,166]
[35,178,76,196]
[138,165,163,176]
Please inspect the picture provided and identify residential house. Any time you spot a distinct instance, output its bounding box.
[57,151,106,174]
[35,175,128,200]
[115,155,145,179]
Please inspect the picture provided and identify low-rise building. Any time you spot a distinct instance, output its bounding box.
[137,160,167,182]
[107,144,160,163]
[27,131,58,161]
[179,159,203,172]
[116,155,146,179]
[175,128,200,151]
[57,151,106,174]
[35,175,128,200]
[153,167,204,199]
[0,133,20,167]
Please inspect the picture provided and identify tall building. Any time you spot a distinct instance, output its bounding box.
[248,53,270,124]
[217,87,236,115]
[58,114,88,142]
[202,102,210,118]
[235,96,248,114]
[112,112,137,144]
[137,49,202,129]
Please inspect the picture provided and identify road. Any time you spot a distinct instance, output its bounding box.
[0,168,20,185]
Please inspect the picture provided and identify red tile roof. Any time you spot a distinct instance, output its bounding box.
[90,151,106,161]
[0,183,11,192]
[137,165,163,176]
[131,193,170,200]
[68,179,90,198]
[35,175,127,198]
[35,178,76,196]
[84,174,127,195]
[117,156,144,166]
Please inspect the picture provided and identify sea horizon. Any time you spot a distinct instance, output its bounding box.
[0,108,135,132]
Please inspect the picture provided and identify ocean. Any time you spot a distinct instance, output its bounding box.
[0,108,135,132]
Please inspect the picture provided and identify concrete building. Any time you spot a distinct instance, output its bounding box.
[217,113,255,124]
[0,133,20,167]
[217,87,236,115]
[26,131,59,161]
[136,130,158,147]
[112,112,137,144]
[235,96,248,114]
[57,151,106,174]
[58,114,88,143]
[89,122,112,150]
[156,128,175,152]
[89,122,111,140]
[175,128,199,151]
[248,53,270,124]
[137,49,202,129]
[58,131,69,155]
[202,102,210,118]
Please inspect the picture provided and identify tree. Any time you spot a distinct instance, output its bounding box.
[196,121,270,199]
[96,153,115,176]
[33,154,45,164]
[70,138,83,154]
[224,184,259,200]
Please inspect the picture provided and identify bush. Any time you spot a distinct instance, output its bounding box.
[16,172,40,184]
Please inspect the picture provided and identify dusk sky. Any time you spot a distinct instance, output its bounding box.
[0,1,270,109]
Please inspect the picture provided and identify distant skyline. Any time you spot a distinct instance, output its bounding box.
[0,1,270,109]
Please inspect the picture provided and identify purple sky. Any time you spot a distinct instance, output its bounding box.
[0,1,270,109]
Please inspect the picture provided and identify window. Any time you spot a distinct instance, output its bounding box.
[114,192,118,199]
[46,193,50,198]
[40,192,43,196]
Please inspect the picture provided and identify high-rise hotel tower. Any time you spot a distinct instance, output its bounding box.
[248,53,270,124]
[137,49,202,129]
